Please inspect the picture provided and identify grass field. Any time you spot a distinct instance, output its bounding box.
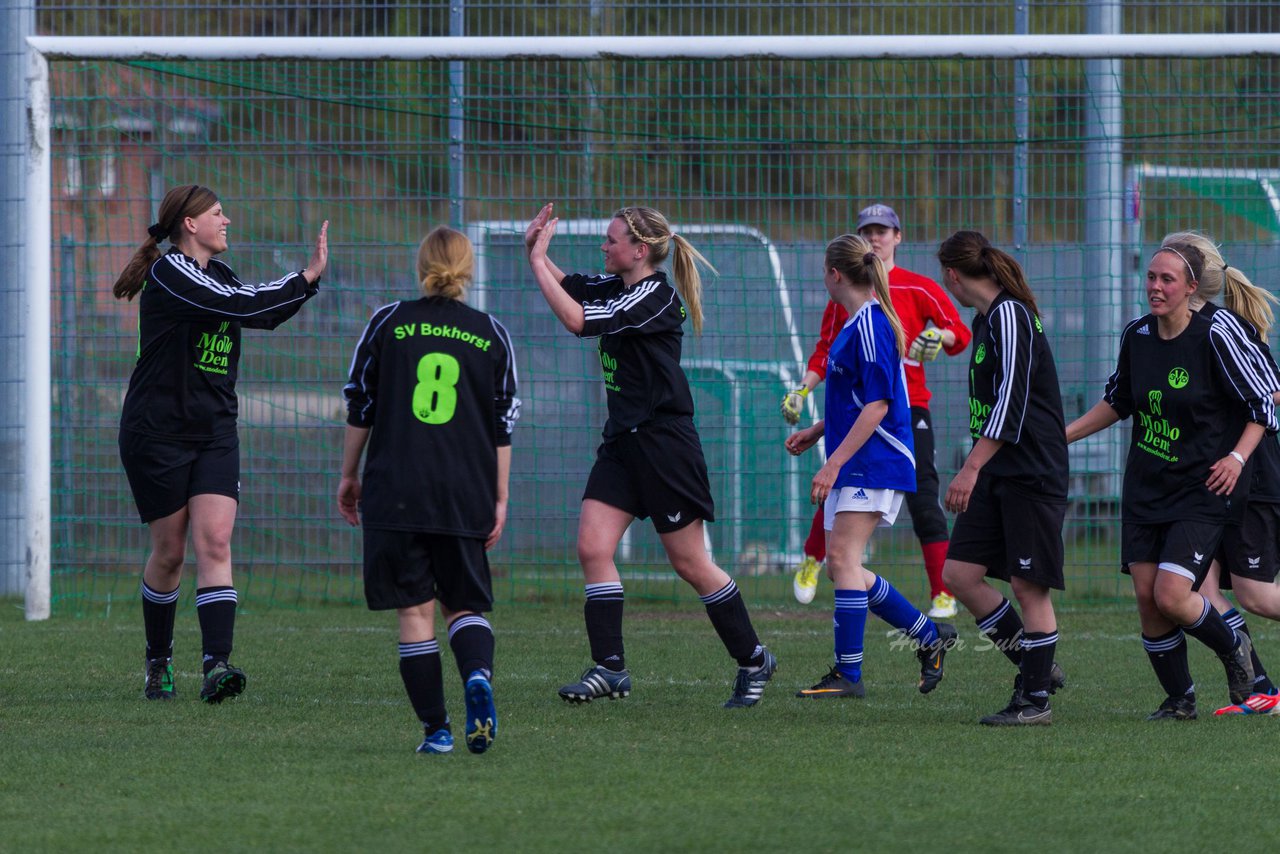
[3,593,1279,852]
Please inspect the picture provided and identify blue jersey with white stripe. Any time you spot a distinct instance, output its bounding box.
[823,300,916,492]
[561,270,694,439]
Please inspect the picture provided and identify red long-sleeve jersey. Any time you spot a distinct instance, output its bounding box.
[805,265,971,408]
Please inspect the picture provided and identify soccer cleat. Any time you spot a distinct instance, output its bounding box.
[1146,693,1197,721]
[1219,632,1257,705]
[980,695,1052,726]
[464,671,497,754]
[199,660,247,704]
[1213,692,1280,716]
[927,592,958,619]
[559,665,632,703]
[143,658,176,700]
[792,556,822,604]
[796,666,865,699]
[1049,661,1066,693]
[917,622,958,694]
[725,648,778,708]
[416,728,454,754]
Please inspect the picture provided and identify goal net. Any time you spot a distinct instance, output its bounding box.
[26,36,1280,615]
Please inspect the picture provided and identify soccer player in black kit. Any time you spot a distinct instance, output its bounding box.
[340,226,519,755]
[1164,231,1280,714]
[525,203,776,708]
[1067,239,1276,721]
[934,231,1068,726]
[114,184,327,703]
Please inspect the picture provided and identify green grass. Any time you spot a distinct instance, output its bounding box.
[3,596,1278,852]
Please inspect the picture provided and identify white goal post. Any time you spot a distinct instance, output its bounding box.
[20,33,1280,619]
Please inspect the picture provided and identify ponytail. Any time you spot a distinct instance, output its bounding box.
[417,225,474,301]
[1161,230,1276,337]
[112,237,164,301]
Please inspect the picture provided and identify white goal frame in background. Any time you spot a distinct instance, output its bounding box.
[21,33,1280,619]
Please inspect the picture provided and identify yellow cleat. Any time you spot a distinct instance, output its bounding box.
[792,555,822,604]
[928,591,958,619]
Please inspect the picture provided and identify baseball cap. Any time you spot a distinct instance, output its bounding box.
[856,204,900,231]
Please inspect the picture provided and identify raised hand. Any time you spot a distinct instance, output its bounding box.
[303,220,329,284]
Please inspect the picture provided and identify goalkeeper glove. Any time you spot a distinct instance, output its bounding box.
[908,328,945,362]
[781,387,809,425]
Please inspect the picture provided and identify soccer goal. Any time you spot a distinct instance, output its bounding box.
[18,33,1280,618]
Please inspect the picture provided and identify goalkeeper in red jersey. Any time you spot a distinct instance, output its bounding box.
[783,205,970,618]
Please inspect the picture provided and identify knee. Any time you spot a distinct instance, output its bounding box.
[576,536,612,570]
[1151,583,1188,620]
[192,531,231,567]
[149,538,186,574]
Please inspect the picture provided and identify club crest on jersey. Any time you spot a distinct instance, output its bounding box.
[1168,367,1189,389]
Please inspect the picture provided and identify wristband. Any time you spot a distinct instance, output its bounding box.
[1229,451,1245,465]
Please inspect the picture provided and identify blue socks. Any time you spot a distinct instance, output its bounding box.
[833,589,868,682]
[867,574,938,646]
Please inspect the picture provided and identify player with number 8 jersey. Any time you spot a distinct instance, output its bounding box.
[340,225,520,755]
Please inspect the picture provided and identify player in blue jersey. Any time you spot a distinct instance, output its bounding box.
[786,234,956,699]
[1067,238,1274,721]
[341,226,520,754]
[526,203,776,709]
[114,184,326,704]
[935,231,1069,726]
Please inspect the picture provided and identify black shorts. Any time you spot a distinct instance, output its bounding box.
[947,475,1066,590]
[1217,502,1280,584]
[362,527,493,612]
[583,416,715,534]
[1121,519,1223,588]
[118,429,240,524]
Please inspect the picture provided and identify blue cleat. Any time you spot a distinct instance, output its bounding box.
[464,671,497,754]
[416,727,454,754]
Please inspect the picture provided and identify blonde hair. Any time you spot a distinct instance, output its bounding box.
[615,206,715,334]
[937,230,1042,319]
[824,233,906,358]
[112,184,218,300]
[1162,230,1276,337]
[416,225,474,300]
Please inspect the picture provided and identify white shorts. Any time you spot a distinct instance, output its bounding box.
[824,487,904,531]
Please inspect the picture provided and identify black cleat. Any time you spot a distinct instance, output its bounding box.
[980,695,1052,726]
[143,658,175,700]
[558,665,631,703]
[1147,692,1198,721]
[796,666,865,699]
[200,661,247,704]
[917,623,958,694]
[724,648,777,708]
[1219,633,1256,706]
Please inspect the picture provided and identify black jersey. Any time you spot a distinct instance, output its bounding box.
[561,270,695,439]
[966,291,1068,499]
[1198,302,1280,505]
[119,250,317,441]
[344,296,520,536]
[1104,310,1277,524]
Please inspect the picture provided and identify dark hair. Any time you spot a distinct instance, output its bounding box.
[112,184,219,300]
[824,233,906,357]
[937,230,1041,318]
